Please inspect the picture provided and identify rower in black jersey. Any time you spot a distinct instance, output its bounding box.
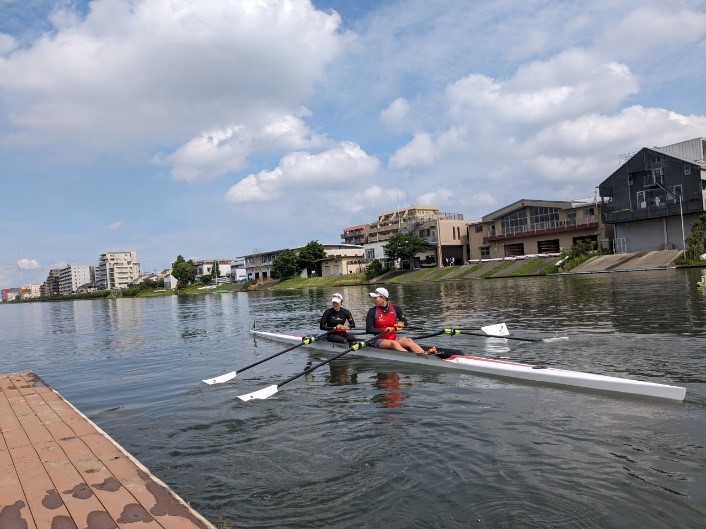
[320,293,357,343]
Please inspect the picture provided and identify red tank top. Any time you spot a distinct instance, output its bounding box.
[375,304,397,340]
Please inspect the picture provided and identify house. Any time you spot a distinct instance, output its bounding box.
[317,244,365,276]
[599,138,706,252]
[467,199,611,260]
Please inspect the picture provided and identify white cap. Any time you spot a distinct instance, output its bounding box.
[331,293,343,303]
[369,287,389,298]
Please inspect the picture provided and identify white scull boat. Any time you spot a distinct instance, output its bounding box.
[251,330,686,402]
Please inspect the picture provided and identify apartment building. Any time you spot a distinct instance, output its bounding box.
[40,269,61,297]
[95,251,140,290]
[59,265,93,294]
[341,224,369,245]
[367,206,441,243]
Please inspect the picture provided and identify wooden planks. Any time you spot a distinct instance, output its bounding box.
[0,371,216,529]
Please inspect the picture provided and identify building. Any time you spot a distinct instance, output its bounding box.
[19,284,41,299]
[59,265,93,294]
[414,213,468,266]
[317,244,365,276]
[228,257,247,282]
[467,199,611,260]
[40,269,61,297]
[341,224,369,245]
[359,208,468,267]
[192,259,244,282]
[599,138,706,252]
[243,244,364,280]
[367,206,441,243]
[95,251,140,290]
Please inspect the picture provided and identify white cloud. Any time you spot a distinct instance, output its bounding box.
[599,7,706,61]
[18,258,41,270]
[389,133,436,169]
[0,0,345,160]
[225,142,380,203]
[156,112,331,182]
[381,97,411,131]
[0,33,17,54]
[109,221,122,230]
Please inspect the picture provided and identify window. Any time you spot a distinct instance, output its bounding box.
[584,207,595,216]
[684,165,691,175]
[627,174,633,185]
[529,206,559,229]
[480,246,490,257]
[637,191,646,209]
[501,209,528,234]
[474,225,483,233]
[365,249,376,260]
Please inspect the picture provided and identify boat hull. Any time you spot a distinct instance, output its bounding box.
[251,330,686,402]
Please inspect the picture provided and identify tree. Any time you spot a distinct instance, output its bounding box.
[172,255,195,288]
[298,240,327,277]
[271,250,301,280]
[384,232,430,269]
[684,213,706,260]
[366,259,384,280]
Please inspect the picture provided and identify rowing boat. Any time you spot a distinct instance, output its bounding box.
[251,330,686,402]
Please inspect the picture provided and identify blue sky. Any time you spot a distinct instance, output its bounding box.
[1,0,706,287]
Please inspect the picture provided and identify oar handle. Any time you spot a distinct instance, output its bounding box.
[277,332,385,388]
[238,331,333,374]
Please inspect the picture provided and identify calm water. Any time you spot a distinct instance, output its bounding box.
[1,270,705,529]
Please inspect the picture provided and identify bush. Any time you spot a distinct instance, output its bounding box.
[365,259,385,280]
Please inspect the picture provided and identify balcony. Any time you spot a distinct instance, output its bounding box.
[602,199,704,224]
[484,219,599,243]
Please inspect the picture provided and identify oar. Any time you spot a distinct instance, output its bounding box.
[410,323,566,343]
[237,332,385,401]
[202,331,333,385]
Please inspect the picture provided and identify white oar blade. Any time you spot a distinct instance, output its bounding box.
[238,384,279,401]
[481,323,509,336]
[542,336,569,343]
[202,371,237,385]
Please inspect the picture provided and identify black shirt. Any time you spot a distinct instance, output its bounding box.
[320,307,356,331]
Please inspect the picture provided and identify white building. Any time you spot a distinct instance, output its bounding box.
[59,265,93,294]
[96,251,140,290]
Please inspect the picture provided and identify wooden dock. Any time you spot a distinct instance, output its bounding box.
[0,371,216,529]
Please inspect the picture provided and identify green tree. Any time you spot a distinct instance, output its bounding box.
[684,213,706,260]
[172,255,195,288]
[384,232,430,269]
[271,250,301,280]
[298,240,327,277]
[365,259,384,280]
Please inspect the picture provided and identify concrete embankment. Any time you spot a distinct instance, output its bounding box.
[567,249,682,274]
[377,250,683,283]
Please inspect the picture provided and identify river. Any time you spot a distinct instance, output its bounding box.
[1,269,705,528]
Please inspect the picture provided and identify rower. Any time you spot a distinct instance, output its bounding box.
[320,292,357,344]
[365,287,432,354]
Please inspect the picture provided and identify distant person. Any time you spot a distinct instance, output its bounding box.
[365,287,432,354]
[320,293,357,343]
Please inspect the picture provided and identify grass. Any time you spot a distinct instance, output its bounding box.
[270,273,367,290]
[509,258,545,276]
[425,266,459,281]
[481,260,514,278]
[454,263,483,279]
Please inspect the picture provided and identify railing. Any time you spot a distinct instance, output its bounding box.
[484,218,600,242]
[602,199,704,223]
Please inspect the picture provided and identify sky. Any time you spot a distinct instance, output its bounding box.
[1,0,706,287]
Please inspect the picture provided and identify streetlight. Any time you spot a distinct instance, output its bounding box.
[655,181,685,250]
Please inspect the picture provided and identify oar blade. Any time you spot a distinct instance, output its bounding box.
[542,336,569,343]
[238,384,279,401]
[481,323,509,336]
[202,371,237,385]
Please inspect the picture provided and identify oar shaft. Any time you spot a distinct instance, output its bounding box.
[277,333,384,389]
[239,331,331,374]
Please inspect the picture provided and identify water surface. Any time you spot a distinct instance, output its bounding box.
[1,270,704,528]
